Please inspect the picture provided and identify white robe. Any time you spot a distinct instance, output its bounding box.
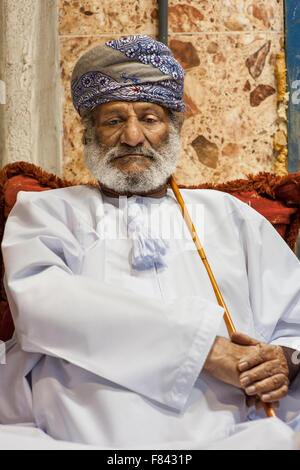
[0,185,300,450]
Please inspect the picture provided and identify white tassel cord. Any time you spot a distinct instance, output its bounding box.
[126,198,169,271]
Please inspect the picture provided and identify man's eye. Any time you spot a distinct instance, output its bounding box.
[107,119,121,126]
[143,117,157,124]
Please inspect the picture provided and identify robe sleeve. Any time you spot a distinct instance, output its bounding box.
[238,201,300,354]
[1,191,224,412]
[237,201,300,421]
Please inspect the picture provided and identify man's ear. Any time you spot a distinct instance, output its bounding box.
[81,112,96,145]
[91,107,99,125]
[176,112,185,132]
[167,110,185,133]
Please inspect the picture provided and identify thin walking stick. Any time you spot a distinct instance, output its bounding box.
[169,175,276,418]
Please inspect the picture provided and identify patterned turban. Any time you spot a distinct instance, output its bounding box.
[71,35,186,117]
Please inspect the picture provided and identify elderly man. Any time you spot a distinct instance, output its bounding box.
[0,35,300,450]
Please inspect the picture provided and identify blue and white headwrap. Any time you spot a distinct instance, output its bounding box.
[71,35,186,116]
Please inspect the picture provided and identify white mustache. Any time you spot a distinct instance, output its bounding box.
[107,146,158,163]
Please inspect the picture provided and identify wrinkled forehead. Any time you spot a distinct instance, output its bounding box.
[93,101,170,119]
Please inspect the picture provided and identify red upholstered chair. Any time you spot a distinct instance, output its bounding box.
[0,162,299,342]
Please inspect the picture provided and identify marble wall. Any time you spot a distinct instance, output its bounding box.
[59,0,284,185]
[1,0,62,174]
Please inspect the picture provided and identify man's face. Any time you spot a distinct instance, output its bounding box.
[84,100,181,194]
[92,101,170,177]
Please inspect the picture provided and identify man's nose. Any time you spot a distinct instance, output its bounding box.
[119,118,146,147]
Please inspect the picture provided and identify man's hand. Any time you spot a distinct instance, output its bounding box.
[203,336,257,388]
[204,333,290,410]
[231,332,290,408]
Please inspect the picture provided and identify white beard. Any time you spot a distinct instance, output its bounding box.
[83,124,181,194]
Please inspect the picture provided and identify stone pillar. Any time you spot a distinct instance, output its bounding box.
[0,0,62,175]
[0,0,7,164]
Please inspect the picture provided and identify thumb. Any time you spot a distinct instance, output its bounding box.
[231,332,260,346]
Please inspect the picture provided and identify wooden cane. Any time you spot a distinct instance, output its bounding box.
[169,175,276,418]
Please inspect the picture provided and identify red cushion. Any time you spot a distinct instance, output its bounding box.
[0,305,14,342]
[3,175,53,218]
[232,190,298,240]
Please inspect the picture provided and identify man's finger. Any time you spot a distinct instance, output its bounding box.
[231,332,260,347]
[245,374,289,397]
[238,344,288,373]
[238,344,271,372]
[245,395,280,409]
[240,360,288,387]
[238,352,263,372]
[260,386,289,403]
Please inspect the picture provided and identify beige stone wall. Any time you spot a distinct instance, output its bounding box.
[59,0,284,185]
[0,0,62,175]
[0,0,7,163]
